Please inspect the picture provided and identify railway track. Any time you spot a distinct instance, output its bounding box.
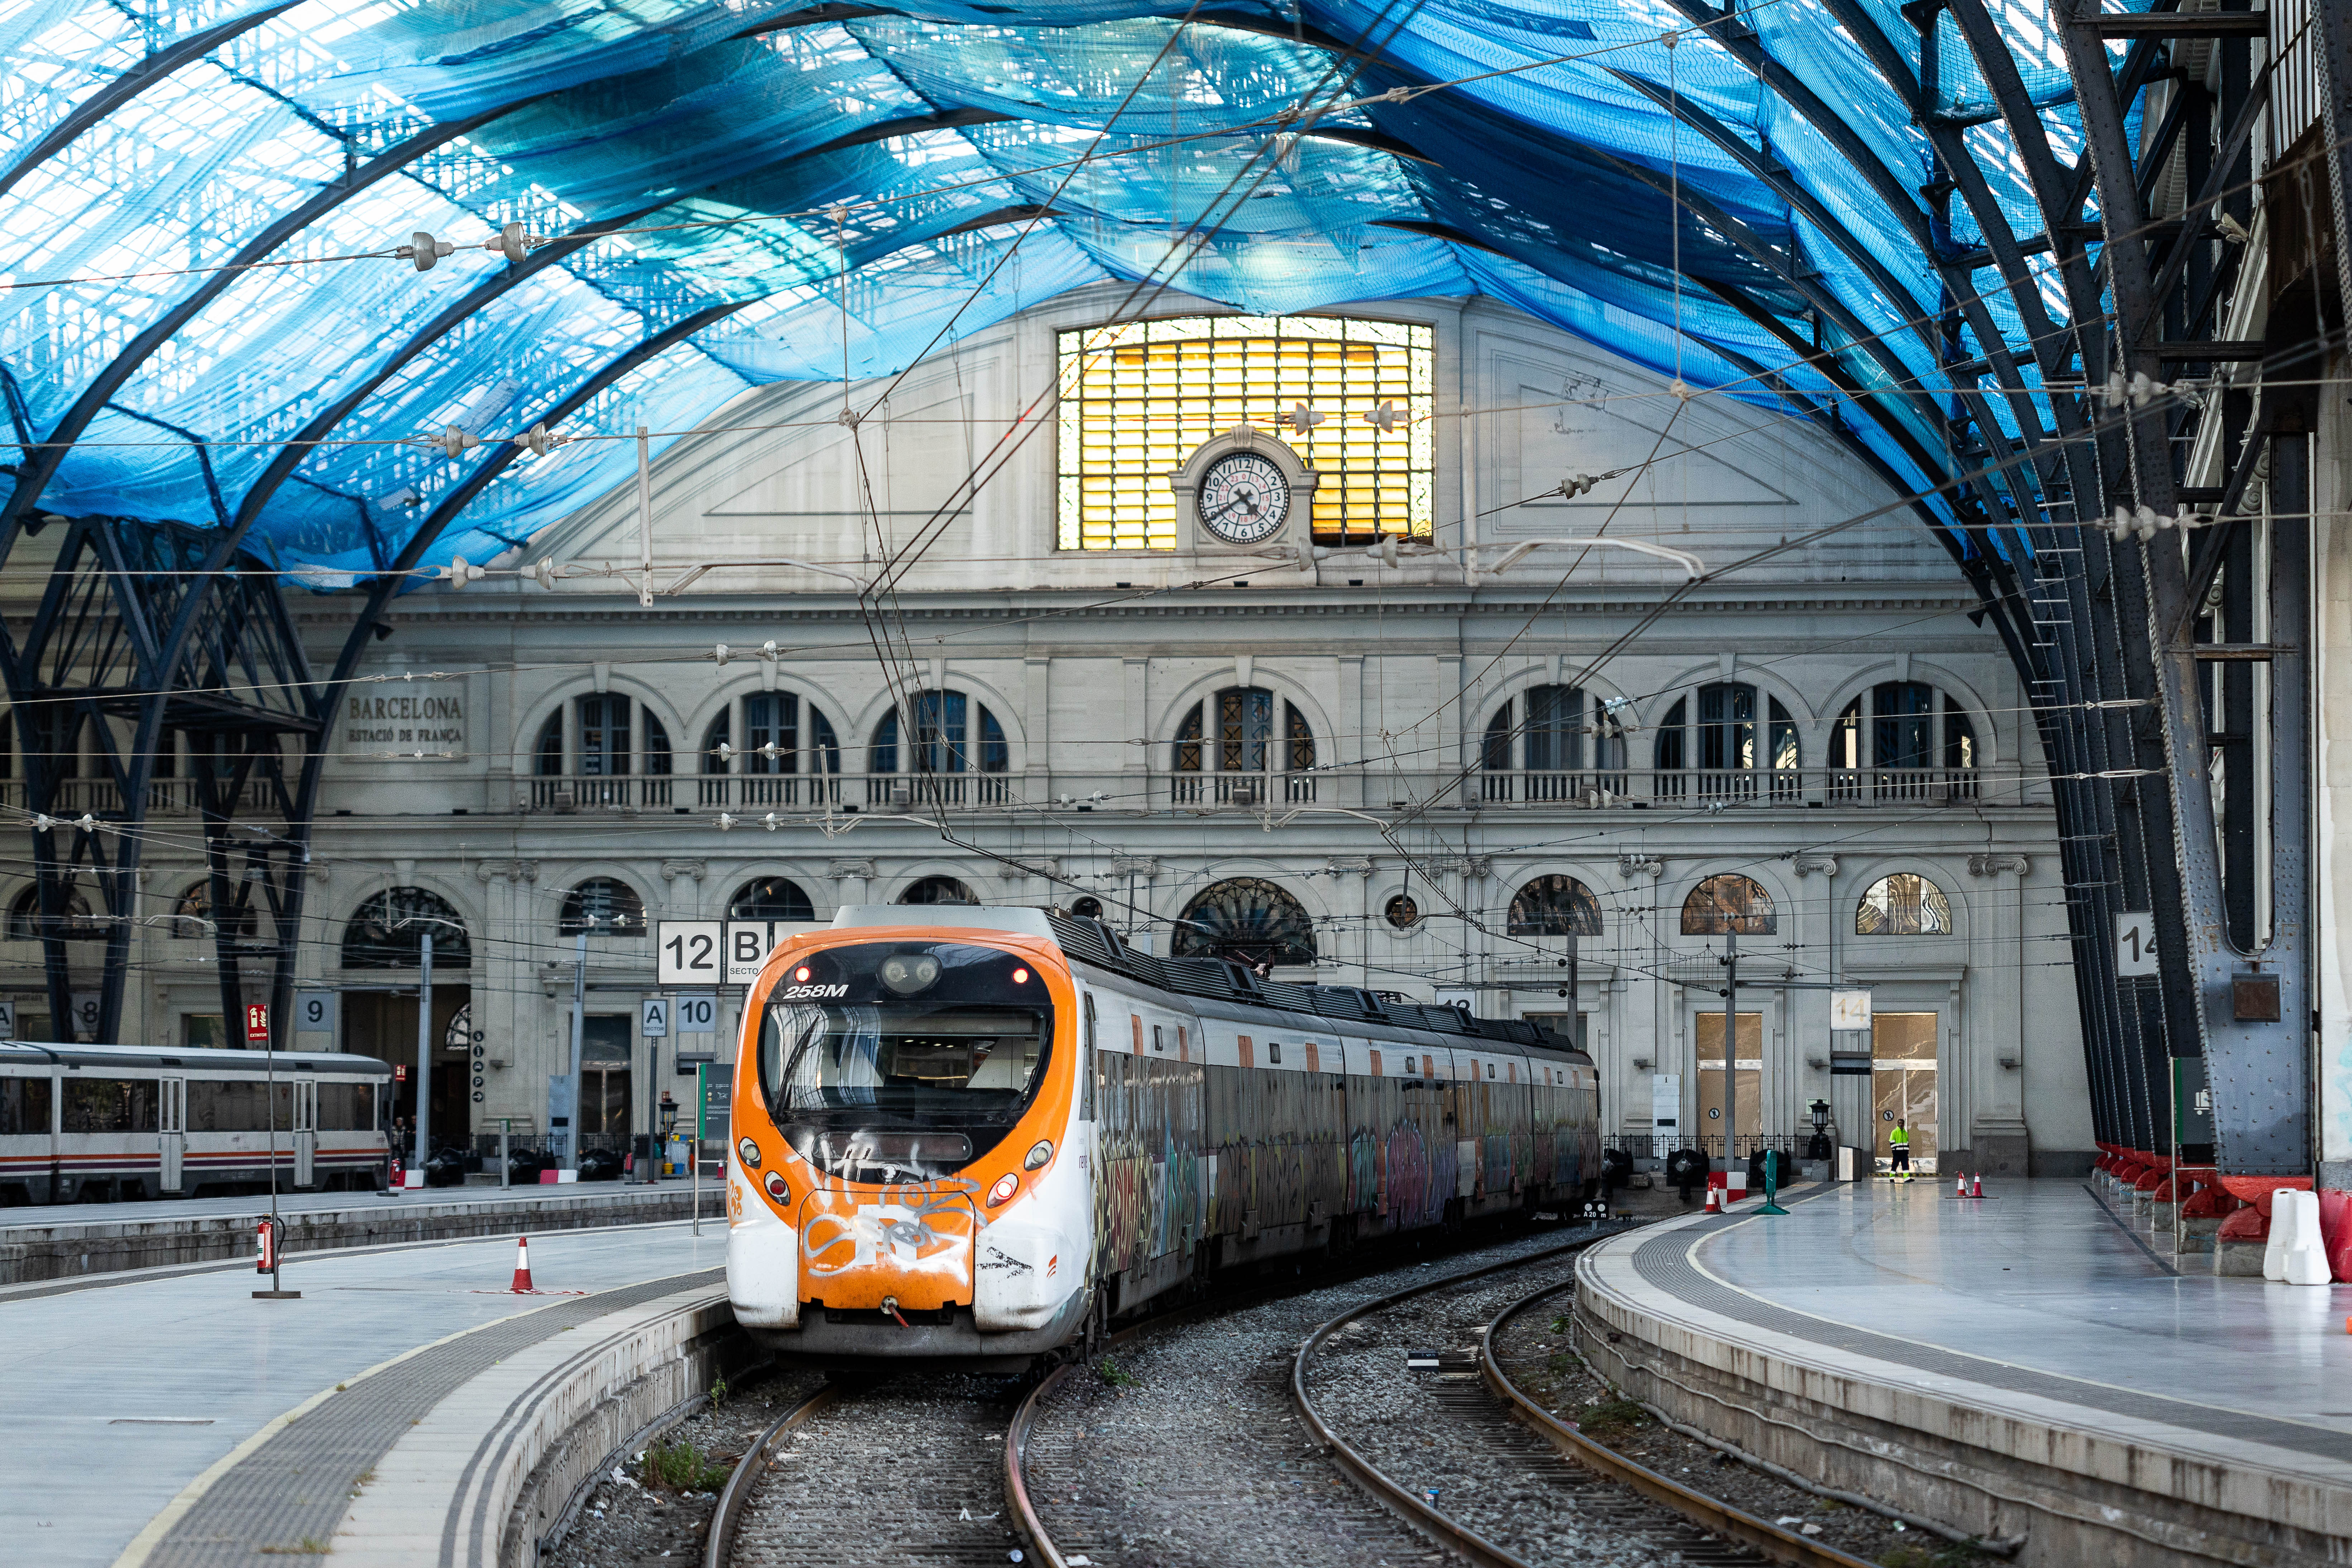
[699,1223,1878,1568]
[709,1372,1031,1568]
[1293,1244,1879,1568]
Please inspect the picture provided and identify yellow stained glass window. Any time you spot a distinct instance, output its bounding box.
[1056,314,1434,551]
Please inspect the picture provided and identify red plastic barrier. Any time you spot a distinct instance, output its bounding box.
[2323,1189,2352,1283]
[2219,1205,2268,1242]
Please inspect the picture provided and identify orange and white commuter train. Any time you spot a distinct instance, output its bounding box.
[725,907,1601,1365]
[0,1042,393,1204]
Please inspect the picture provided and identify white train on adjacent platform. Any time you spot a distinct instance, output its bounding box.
[0,1042,393,1203]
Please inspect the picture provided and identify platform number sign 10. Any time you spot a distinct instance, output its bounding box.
[2115,912,2161,978]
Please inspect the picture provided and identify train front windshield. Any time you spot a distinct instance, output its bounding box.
[756,941,1053,1179]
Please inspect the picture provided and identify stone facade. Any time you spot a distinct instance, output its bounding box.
[20,286,2091,1170]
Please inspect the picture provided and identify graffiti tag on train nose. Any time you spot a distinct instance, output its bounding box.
[804,1197,972,1277]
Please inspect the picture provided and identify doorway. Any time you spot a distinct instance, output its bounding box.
[581,1015,633,1155]
[1872,1011,1938,1173]
[1695,1011,1762,1158]
[344,987,473,1156]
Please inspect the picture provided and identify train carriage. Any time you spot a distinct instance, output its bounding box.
[0,1043,393,1204]
[727,907,1600,1367]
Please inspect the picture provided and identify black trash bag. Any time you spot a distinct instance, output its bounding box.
[506,1147,552,1185]
[1600,1146,1635,1195]
[578,1146,625,1182]
[1664,1147,1707,1199]
[422,1146,469,1187]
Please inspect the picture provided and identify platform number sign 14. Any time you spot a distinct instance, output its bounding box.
[2116,912,2161,978]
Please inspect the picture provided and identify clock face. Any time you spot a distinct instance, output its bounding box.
[1197,451,1292,544]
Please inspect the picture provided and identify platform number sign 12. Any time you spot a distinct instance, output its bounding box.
[2115,912,2160,978]
[656,920,723,986]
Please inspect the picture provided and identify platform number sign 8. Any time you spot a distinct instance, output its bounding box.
[2115,912,2160,978]
[656,920,723,986]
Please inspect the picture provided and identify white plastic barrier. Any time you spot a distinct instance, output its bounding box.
[2264,1191,2296,1281]
[2282,1190,2333,1286]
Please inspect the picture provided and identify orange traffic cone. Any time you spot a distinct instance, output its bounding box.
[1972,1173,1984,1198]
[1704,1183,1721,1214]
[511,1236,535,1294]
[1955,1175,1967,1198]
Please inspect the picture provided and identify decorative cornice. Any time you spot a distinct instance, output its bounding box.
[826,859,876,880]
[1617,854,1665,881]
[1792,854,1838,877]
[1110,856,1159,878]
[1323,857,1376,876]
[659,859,707,882]
[1968,853,2030,877]
[474,859,537,883]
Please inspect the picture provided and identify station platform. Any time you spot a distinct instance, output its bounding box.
[0,1219,730,1568]
[1576,1178,2352,1568]
[0,1179,714,1289]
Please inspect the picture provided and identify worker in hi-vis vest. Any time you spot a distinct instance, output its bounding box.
[1889,1118,1912,1178]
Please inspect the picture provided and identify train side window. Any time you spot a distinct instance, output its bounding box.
[1486,1062,1496,1080]
[1152,1025,1164,1053]
[1079,993,1097,1121]
[62,1077,158,1133]
[0,1076,50,1134]
[1269,1042,1283,1065]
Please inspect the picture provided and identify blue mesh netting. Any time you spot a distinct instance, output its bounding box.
[0,0,2147,580]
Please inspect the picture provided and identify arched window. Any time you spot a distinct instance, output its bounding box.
[1681,874,1776,935]
[561,878,647,935]
[729,876,815,921]
[898,875,978,905]
[1856,873,1953,935]
[1481,686,1627,800]
[869,690,1009,806]
[530,695,676,809]
[173,882,258,940]
[701,693,843,809]
[1655,684,1799,801]
[341,887,471,969]
[1170,877,1317,968]
[1831,683,1980,800]
[7,885,97,941]
[1172,687,1315,805]
[1506,874,1602,936]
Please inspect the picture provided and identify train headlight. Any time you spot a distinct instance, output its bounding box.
[737,1137,761,1169]
[763,1171,788,1202]
[987,1173,1020,1207]
[879,953,943,994]
[1024,1140,1053,1170]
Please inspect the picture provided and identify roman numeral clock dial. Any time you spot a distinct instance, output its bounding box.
[1196,451,1292,545]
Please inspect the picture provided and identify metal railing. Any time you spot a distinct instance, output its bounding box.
[510,764,2008,816]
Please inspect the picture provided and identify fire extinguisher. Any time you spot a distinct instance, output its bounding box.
[256,1215,278,1275]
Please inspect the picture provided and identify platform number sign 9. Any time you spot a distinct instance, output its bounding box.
[656,920,723,986]
[2115,912,2161,978]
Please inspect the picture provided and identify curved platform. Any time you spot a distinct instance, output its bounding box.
[0,1218,728,1567]
[1576,1180,2352,1568]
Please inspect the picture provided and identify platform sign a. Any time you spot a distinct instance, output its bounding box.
[641,997,670,1038]
[2116,912,2160,978]
[656,921,722,986]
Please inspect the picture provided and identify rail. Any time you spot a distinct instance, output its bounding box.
[1291,1233,1874,1568]
[1482,1274,1877,1568]
[703,1381,852,1568]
